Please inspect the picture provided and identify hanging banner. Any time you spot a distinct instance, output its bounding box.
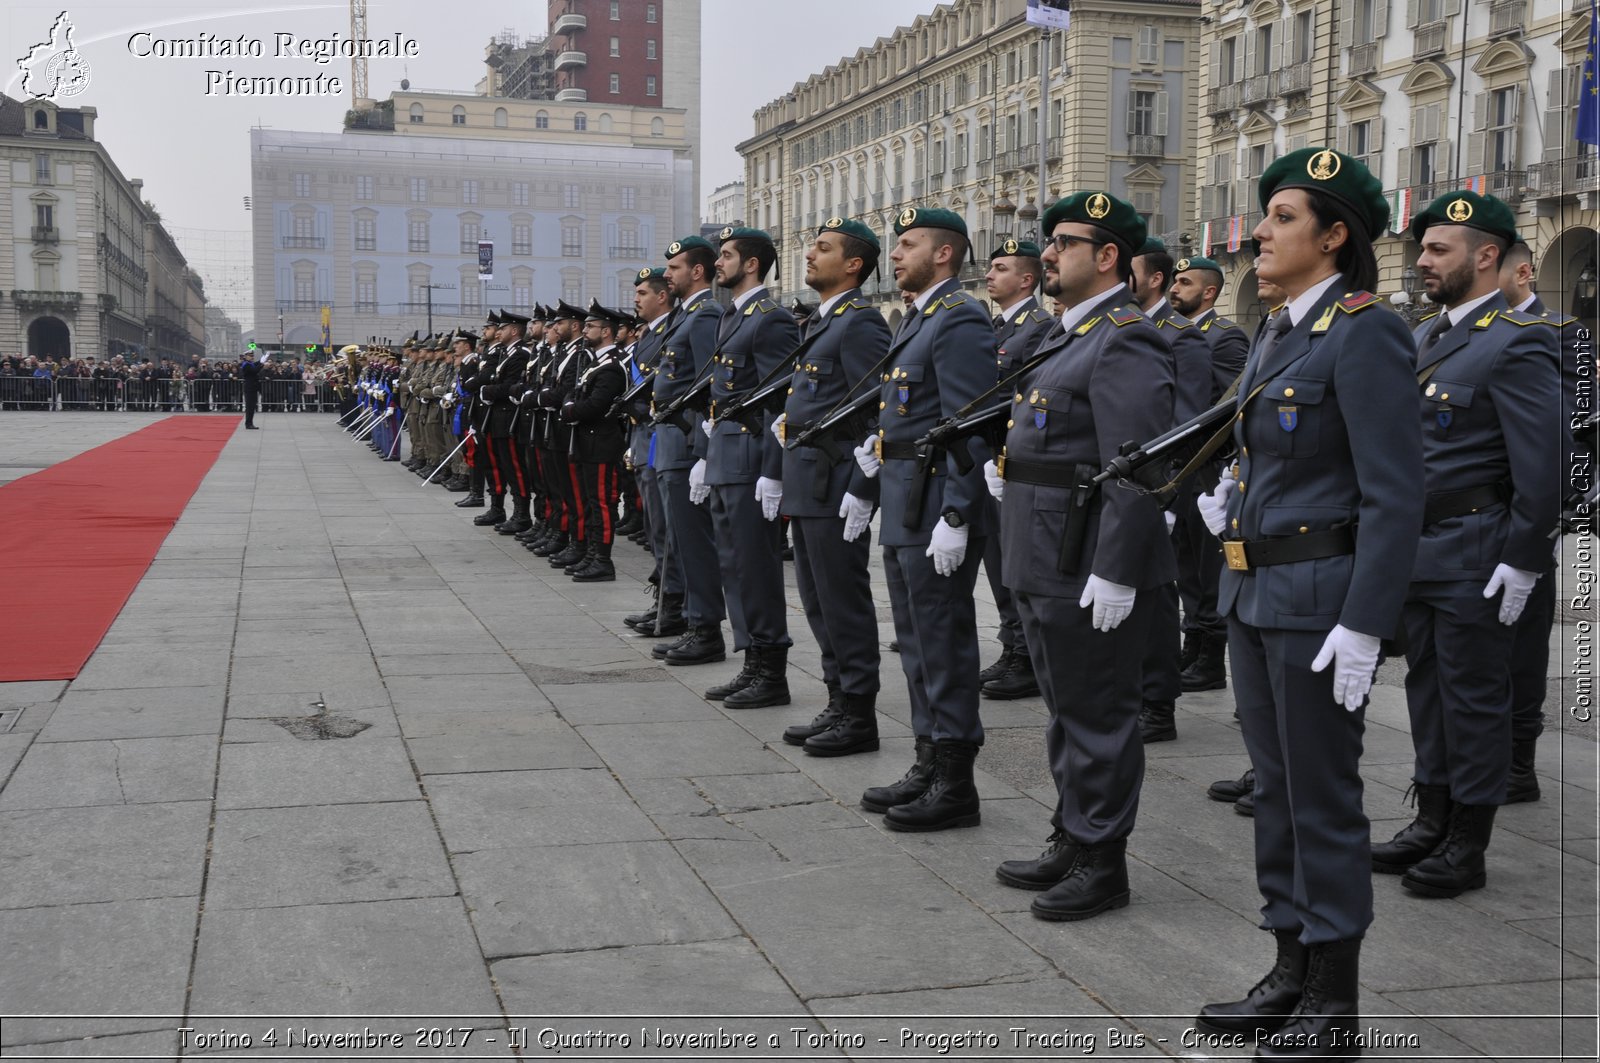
[1025,0,1071,31]
[478,240,494,281]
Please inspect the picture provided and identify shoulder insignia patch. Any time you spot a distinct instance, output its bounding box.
[1472,308,1499,329]
[1211,315,1239,330]
[1106,306,1144,327]
[1336,291,1381,314]
[1311,304,1338,334]
[925,290,974,315]
[1075,316,1102,336]
[1499,309,1558,328]
[1542,311,1577,327]
[1157,316,1192,330]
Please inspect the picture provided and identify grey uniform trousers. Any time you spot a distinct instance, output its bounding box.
[883,539,985,744]
[791,515,879,696]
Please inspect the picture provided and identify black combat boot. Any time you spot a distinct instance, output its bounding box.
[1138,700,1177,743]
[1179,629,1202,672]
[1505,738,1541,803]
[782,682,842,746]
[473,495,506,526]
[1180,632,1228,691]
[1207,768,1255,804]
[532,530,568,557]
[571,542,615,582]
[1029,838,1129,921]
[982,646,1040,699]
[515,519,544,543]
[861,736,935,813]
[443,476,469,493]
[978,646,1014,685]
[996,829,1079,890]
[549,538,586,568]
[652,593,688,638]
[563,541,596,575]
[1255,938,1361,1061]
[664,625,726,666]
[802,692,878,756]
[624,586,659,632]
[883,740,980,832]
[1195,928,1307,1037]
[454,492,485,508]
[704,652,758,701]
[1401,803,1496,898]
[1370,782,1451,874]
[497,496,532,535]
[724,646,791,708]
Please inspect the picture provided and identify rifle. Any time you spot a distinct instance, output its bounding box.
[711,370,791,431]
[917,400,1010,475]
[783,386,881,465]
[610,369,654,421]
[1090,395,1239,505]
[649,370,714,432]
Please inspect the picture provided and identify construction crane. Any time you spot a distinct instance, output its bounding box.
[349,0,369,108]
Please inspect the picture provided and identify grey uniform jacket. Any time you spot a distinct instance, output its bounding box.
[994,296,1056,379]
[876,277,997,548]
[1148,300,1216,425]
[1197,310,1251,402]
[998,288,1176,597]
[779,288,892,517]
[1218,286,1424,637]
[705,290,799,487]
[1409,296,1561,582]
[651,291,722,473]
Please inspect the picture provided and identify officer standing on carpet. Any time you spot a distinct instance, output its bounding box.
[697,226,800,709]
[985,193,1174,920]
[978,239,1053,701]
[1191,147,1423,1059]
[853,206,995,833]
[1368,192,1560,900]
[239,348,263,430]
[777,218,890,756]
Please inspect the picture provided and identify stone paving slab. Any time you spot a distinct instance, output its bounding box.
[0,735,216,810]
[0,801,211,908]
[214,740,420,809]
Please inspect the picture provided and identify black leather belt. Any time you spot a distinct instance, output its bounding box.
[1222,525,1357,571]
[998,457,1083,488]
[879,440,921,461]
[1423,481,1510,526]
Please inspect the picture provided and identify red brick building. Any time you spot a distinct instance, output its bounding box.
[549,0,667,107]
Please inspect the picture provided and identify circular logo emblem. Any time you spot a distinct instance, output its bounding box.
[1086,193,1112,220]
[44,50,91,98]
[1308,150,1341,181]
[637,267,652,280]
[898,207,918,228]
[1174,258,1191,273]
[720,226,735,240]
[824,216,843,229]
[1003,238,1019,255]
[1445,198,1474,223]
[667,241,683,256]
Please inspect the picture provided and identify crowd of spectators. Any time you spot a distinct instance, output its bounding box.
[0,354,326,412]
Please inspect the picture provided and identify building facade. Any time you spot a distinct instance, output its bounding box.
[253,91,694,347]
[739,0,1202,316]
[145,221,207,365]
[705,180,746,225]
[1194,0,1597,330]
[0,94,177,363]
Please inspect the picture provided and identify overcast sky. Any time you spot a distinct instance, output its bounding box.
[5,0,938,238]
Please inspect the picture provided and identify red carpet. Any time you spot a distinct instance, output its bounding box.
[0,416,240,681]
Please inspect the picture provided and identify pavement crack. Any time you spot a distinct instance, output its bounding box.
[110,740,128,804]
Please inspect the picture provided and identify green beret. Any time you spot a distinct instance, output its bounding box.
[819,216,880,249]
[1138,237,1168,256]
[1408,190,1518,245]
[636,266,666,282]
[716,225,774,246]
[1174,255,1224,276]
[664,235,715,259]
[990,238,1042,261]
[1258,147,1389,241]
[893,205,967,238]
[1040,191,1147,253]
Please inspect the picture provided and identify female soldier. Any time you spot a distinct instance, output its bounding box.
[1191,148,1423,1060]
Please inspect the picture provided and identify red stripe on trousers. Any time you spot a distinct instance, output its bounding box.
[596,465,614,544]
[567,462,586,540]
[506,440,528,497]
[482,435,503,494]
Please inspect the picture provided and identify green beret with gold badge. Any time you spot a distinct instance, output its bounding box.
[664,235,715,259]
[990,238,1043,261]
[716,225,775,247]
[893,205,967,238]
[1258,147,1390,241]
[1173,255,1224,277]
[1040,191,1147,254]
[1408,190,1519,245]
[819,216,880,250]
[636,266,665,282]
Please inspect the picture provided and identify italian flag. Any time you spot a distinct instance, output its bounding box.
[1390,187,1413,234]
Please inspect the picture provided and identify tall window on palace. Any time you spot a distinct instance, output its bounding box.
[354,215,377,251]
[1137,27,1160,66]
[1128,89,1169,139]
[513,181,529,206]
[460,219,482,253]
[512,268,533,310]
[610,73,621,94]
[609,36,621,57]
[621,186,637,209]
[355,272,376,314]
[462,180,479,205]
[565,184,580,208]
[34,202,53,230]
[646,76,657,97]
[410,176,427,202]
[562,223,582,257]
[512,222,532,256]
[646,40,657,60]
[293,172,311,197]
[409,219,429,253]
[1484,87,1520,172]
[355,174,374,200]
[646,3,657,23]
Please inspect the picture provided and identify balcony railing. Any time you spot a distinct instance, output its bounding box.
[608,246,645,257]
[1047,136,1068,161]
[275,300,322,313]
[554,50,587,70]
[1129,134,1166,157]
[1414,21,1449,58]
[1489,0,1525,37]
[1529,157,1600,198]
[282,236,326,250]
[554,87,587,102]
[553,12,587,34]
[12,290,81,311]
[1207,82,1239,116]
[1276,61,1314,96]
[928,173,945,191]
[853,197,866,215]
[31,225,58,243]
[1479,169,1529,203]
[977,159,993,179]
[1347,43,1379,77]
[1240,73,1274,107]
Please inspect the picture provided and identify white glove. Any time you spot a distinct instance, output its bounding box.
[1483,563,1539,625]
[983,459,1004,502]
[1311,624,1382,709]
[770,413,786,445]
[688,459,709,505]
[1196,466,1236,537]
[701,417,715,438]
[1078,575,1137,632]
[1164,510,1177,534]
[755,477,783,521]
[925,520,969,577]
[840,492,874,542]
[854,435,881,479]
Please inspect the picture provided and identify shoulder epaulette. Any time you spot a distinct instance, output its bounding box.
[1156,315,1192,330]
[1336,291,1381,314]
[1499,309,1558,328]
[1106,306,1144,327]
[836,298,873,315]
[1543,310,1577,327]
[924,290,975,315]
[1208,315,1239,331]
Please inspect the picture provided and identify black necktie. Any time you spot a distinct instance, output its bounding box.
[991,312,1005,332]
[1256,310,1293,362]
[1422,314,1451,353]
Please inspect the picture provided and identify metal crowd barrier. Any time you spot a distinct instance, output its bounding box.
[0,377,347,413]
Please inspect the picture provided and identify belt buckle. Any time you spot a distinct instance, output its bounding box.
[996,453,1006,479]
[649,399,657,417]
[776,418,786,445]
[873,437,882,462]
[1223,540,1250,571]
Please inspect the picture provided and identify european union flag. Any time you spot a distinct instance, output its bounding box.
[1579,0,1600,150]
